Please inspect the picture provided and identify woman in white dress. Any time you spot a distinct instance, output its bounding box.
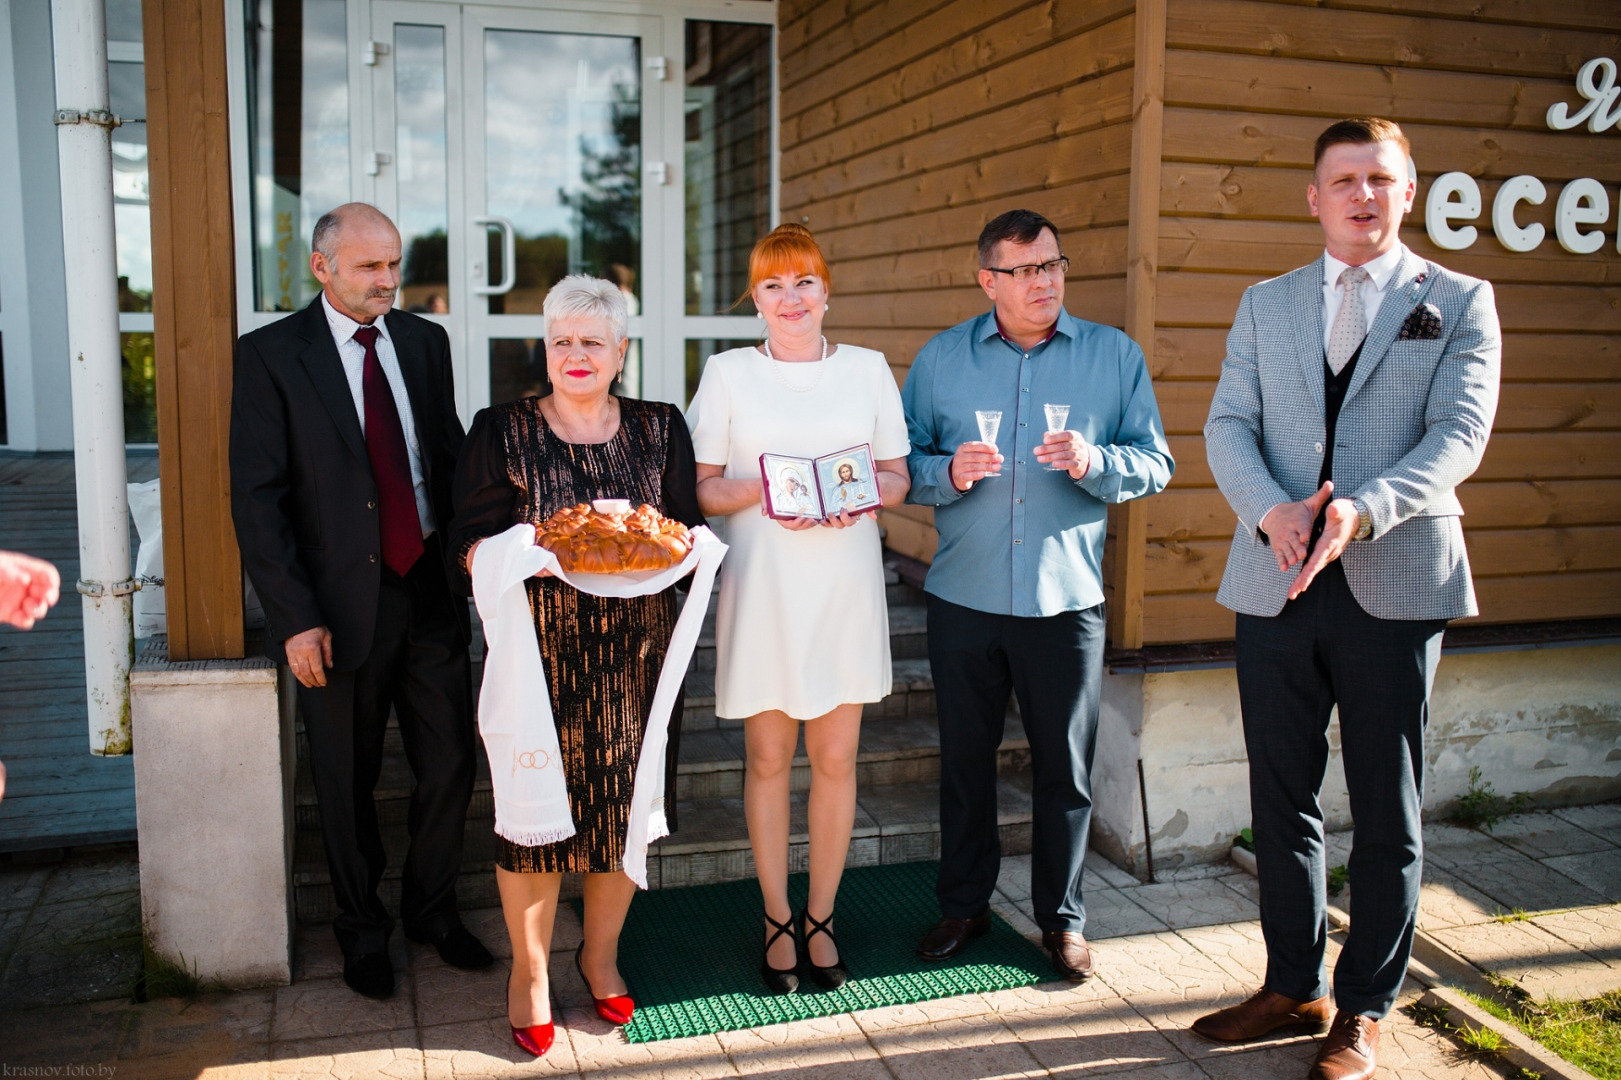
[687,223,910,993]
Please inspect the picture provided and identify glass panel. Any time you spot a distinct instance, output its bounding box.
[105,0,142,42]
[395,24,449,314]
[108,60,151,313]
[685,337,757,406]
[684,21,772,317]
[621,326,641,401]
[483,30,640,315]
[246,0,350,312]
[122,331,157,443]
[489,338,543,406]
[490,338,641,407]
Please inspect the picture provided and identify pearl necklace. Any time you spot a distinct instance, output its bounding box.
[763,335,829,393]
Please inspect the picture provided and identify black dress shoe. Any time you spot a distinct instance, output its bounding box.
[1041,930,1093,982]
[405,921,494,970]
[343,951,395,999]
[916,911,992,960]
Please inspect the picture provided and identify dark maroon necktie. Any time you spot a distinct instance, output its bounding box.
[352,325,424,576]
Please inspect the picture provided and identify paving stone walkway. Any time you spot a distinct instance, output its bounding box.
[1,803,1617,1079]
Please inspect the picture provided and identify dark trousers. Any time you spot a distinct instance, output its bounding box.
[927,594,1105,933]
[297,538,475,957]
[1236,561,1445,1018]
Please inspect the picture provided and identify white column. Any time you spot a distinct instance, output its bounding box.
[133,657,295,987]
[51,0,134,755]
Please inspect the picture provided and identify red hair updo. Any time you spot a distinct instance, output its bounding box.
[744,223,832,302]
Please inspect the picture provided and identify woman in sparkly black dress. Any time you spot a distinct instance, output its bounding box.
[450,276,702,1056]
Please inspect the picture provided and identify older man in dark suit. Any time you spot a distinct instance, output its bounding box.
[1198,119,1501,1080]
[231,203,490,998]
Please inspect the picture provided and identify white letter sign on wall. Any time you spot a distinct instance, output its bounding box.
[1426,172,1482,250]
[1556,178,1611,253]
[1422,60,1617,255]
[1547,58,1621,133]
[1493,176,1547,252]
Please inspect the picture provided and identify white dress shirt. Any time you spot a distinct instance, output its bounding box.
[320,293,435,535]
[1320,244,1404,355]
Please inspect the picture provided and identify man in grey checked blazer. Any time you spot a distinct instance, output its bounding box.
[1196,119,1500,1080]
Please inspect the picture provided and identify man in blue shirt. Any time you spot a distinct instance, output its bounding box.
[903,210,1173,980]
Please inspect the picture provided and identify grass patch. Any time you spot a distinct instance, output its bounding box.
[1408,997,1506,1060]
[1492,907,1532,924]
[1453,765,1530,831]
[1408,998,1451,1028]
[136,940,205,1001]
[1232,827,1254,852]
[1462,988,1621,1080]
[1456,1022,1508,1055]
[1327,864,1349,897]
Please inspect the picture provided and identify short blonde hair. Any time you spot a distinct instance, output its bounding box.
[542,274,628,342]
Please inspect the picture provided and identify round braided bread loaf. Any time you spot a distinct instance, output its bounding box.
[535,501,693,574]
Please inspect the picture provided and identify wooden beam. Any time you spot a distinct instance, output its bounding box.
[1112,0,1167,650]
[144,0,244,660]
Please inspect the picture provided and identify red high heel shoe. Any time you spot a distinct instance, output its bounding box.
[510,1021,554,1057]
[576,944,635,1025]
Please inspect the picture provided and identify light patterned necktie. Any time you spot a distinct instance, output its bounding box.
[1327,265,1370,375]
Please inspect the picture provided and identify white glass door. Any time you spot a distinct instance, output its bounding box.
[368,3,667,419]
[369,2,465,405]
[462,6,665,412]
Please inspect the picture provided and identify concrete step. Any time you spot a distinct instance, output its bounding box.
[291,771,1035,922]
[680,655,938,732]
[675,713,1028,800]
[293,703,1026,826]
[291,558,953,922]
[292,814,508,922]
[294,606,934,754]
[688,601,928,675]
[653,772,1034,890]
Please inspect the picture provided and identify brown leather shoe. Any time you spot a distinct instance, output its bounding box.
[1191,987,1333,1042]
[1310,1011,1378,1080]
[916,912,991,960]
[1041,931,1093,981]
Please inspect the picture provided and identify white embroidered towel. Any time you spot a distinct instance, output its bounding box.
[470,523,728,886]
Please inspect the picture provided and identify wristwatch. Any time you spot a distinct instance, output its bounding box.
[1351,498,1372,541]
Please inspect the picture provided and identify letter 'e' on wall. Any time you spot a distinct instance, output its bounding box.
[1493,176,1548,253]
[1556,178,1612,254]
[1427,172,1481,251]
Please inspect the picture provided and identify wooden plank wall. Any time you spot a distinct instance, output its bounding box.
[1144,0,1621,642]
[776,0,1140,593]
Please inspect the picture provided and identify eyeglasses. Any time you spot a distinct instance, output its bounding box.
[983,257,1070,283]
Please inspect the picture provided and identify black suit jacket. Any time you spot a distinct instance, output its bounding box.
[230,297,471,669]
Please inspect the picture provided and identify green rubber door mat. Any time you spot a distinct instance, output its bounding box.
[584,860,1053,1043]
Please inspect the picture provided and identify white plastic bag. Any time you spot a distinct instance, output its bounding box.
[127,479,166,638]
[127,478,266,637]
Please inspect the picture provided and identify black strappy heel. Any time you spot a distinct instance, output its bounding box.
[800,907,848,990]
[761,911,800,994]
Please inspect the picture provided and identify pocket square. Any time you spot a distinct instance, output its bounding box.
[1397,303,1443,340]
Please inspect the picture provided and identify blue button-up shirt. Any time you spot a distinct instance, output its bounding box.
[902,309,1174,617]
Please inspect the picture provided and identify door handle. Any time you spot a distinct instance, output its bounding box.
[472,216,516,296]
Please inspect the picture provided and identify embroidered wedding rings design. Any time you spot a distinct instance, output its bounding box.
[514,748,554,771]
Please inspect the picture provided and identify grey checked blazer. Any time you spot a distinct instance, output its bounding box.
[1204,244,1501,621]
